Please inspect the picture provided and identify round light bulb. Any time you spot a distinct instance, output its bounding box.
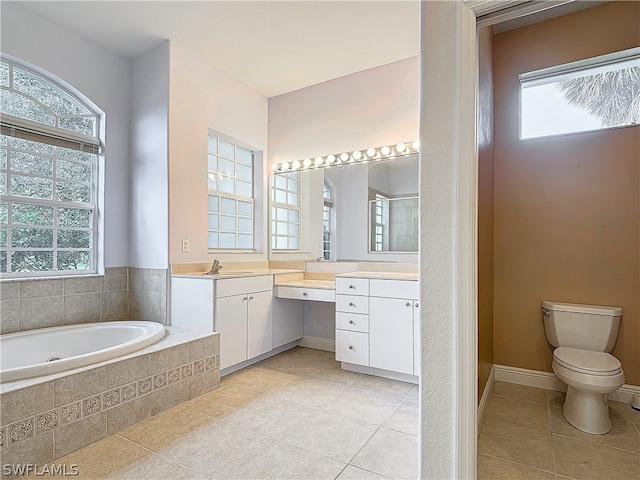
[381,146,391,156]
[396,143,406,153]
[366,148,376,158]
[315,156,324,166]
[292,160,301,170]
[339,152,349,162]
[412,140,420,150]
[303,158,312,168]
[327,154,336,164]
[352,150,362,160]
[208,173,215,181]
[281,162,290,170]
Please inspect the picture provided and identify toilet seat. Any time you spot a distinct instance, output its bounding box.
[553,347,622,376]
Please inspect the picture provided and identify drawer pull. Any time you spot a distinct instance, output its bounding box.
[302,292,308,297]
[348,345,354,350]
[249,295,254,300]
[243,296,248,301]
[406,302,411,307]
[415,302,419,307]
[349,284,355,289]
[349,320,354,325]
[349,302,355,307]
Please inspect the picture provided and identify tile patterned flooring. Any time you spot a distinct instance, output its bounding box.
[21,349,640,479]
[478,381,640,480]
[30,347,419,479]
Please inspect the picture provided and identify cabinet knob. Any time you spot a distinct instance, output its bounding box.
[249,295,254,300]
[348,345,354,350]
[415,302,419,308]
[349,302,355,307]
[302,292,308,297]
[406,302,411,307]
[243,297,247,301]
[349,320,354,325]
[349,284,355,289]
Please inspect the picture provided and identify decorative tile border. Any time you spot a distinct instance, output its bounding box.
[0,353,219,448]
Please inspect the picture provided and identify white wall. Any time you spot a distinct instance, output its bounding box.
[1,3,132,268]
[129,42,170,268]
[168,44,269,264]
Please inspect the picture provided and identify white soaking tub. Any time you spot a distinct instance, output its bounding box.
[0,321,165,383]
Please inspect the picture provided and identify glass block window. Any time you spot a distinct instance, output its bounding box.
[0,58,99,277]
[371,194,389,252]
[207,133,254,249]
[323,180,333,260]
[271,172,300,250]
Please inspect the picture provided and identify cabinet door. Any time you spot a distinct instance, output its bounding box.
[369,297,414,375]
[247,290,273,360]
[216,294,248,369]
[413,301,420,376]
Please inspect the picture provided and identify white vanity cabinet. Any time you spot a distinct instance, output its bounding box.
[215,276,273,369]
[335,277,370,366]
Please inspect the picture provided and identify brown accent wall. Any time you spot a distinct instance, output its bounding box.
[493,2,640,386]
[478,26,495,402]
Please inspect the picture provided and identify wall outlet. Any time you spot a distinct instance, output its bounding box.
[181,239,190,252]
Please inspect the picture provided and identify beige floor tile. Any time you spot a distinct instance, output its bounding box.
[406,384,419,403]
[222,366,299,393]
[269,377,345,409]
[155,418,275,479]
[258,352,322,376]
[107,451,207,480]
[281,410,378,463]
[478,419,555,472]
[350,375,415,399]
[477,454,555,480]
[118,405,217,452]
[547,390,566,408]
[306,363,363,386]
[553,434,640,480]
[612,400,640,423]
[350,427,419,480]
[336,465,390,479]
[550,406,640,453]
[323,388,403,425]
[492,381,549,405]
[485,395,551,432]
[382,401,419,436]
[181,383,263,418]
[220,393,315,439]
[227,440,346,480]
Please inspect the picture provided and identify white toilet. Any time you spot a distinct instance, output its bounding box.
[542,300,625,434]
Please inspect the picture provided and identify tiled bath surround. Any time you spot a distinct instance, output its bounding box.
[0,331,220,467]
[0,267,169,335]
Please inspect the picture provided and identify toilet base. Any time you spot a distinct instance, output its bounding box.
[563,386,611,435]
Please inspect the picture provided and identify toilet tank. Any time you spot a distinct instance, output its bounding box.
[542,301,622,352]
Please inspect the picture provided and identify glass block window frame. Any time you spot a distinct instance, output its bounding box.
[207,133,254,250]
[271,172,300,250]
[371,193,388,252]
[0,58,99,277]
[323,180,333,260]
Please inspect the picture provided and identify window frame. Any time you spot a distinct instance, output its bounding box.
[322,180,334,261]
[271,171,301,251]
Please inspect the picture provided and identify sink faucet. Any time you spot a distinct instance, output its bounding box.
[207,260,223,275]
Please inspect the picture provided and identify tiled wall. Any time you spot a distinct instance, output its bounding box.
[129,268,168,325]
[0,334,220,465]
[389,198,419,252]
[0,268,130,335]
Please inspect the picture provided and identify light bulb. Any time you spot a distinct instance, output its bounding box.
[352,150,362,160]
[208,173,215,181]
[315,156,324,166]
[396,143,406,153]
[292,160,301,170]
[340,152,349,162]
[303,158,312,168]
[412,140,420,150]
[281,162,290,170]
[327,154,336,164]
[366,148,376,158]
[381,146,391,156]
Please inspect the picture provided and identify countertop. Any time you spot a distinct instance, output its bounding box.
[274,279,336,290]
[336,271,418,281]
[172,268,304,279]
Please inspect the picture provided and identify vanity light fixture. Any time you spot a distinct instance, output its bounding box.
[273,140,419,173]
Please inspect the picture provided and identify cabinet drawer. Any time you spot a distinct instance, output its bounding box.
[336,277,369,296]
[369,279,418,299]
[275,286,335,303]
[335,330,369,366]
[216,275,273,298]
[336,312,369,333]
[335,294,369,314]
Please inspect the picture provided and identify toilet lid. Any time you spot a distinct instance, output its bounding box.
[553,347,622,376]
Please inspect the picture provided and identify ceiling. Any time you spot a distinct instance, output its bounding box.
[14,0,421,98]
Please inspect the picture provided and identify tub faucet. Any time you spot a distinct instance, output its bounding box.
[207,260,223,275]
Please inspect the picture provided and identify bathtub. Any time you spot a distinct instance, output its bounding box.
[0,321,166,383]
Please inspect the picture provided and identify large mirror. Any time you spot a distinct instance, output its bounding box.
[269,154,419,261]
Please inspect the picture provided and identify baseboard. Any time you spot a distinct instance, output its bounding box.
[494,364,640,404]
[477,365,495,436]
[297,336,335,352]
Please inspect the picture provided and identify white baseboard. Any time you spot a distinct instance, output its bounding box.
[477,365,495,436]
[297,336,335,352]
[494,364,640,404]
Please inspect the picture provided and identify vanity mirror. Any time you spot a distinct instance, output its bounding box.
[269,150,419,261]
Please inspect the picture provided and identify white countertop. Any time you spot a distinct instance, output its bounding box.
[274,279,336,290]
[172,268,304,280]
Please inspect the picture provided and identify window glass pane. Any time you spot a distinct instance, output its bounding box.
[276,222,288,235]
[219,140,235,159]
[12,203,53,226]
[237,180,252,198]
[218,178,235,194]
[289,210,299,222]
[220,232,236,248]
[0,202,7,223]
[207,136,218,153]
[208,174,218,191]
[238,217,252,233]
[287,192,298,206]
[0,62,8,87]
[238,234,252,249]
[11,152,53,176]
[218,158,235,177]
[236,147,252,165]
[11,175,53,199]
[289,237,299,249]
[1,90,56,126]
[11,138,54,155]
[220,215,236,231]
[288,178,299,193]
[208,214,219,229]
[0,149,6,170]
[0,227,6,248]
[208,195,219,212]
[55,147,92,163]
[277,208,287,221]
[208,232,219,248]
[238,201,252,217]
[58,208,91,228]
[12,228,53,248]
[58,230,90,248]
[275,174,287,189]
[57,251,90,270]
[276,236,287,249]
[275,189,286,204]
[220,197,236,214]
[59,117,96,136]
[56,181,91,203]
[237,163,251,181]
[208,154,218,172]
[0,172,5,195]
[11,251,53,272]
[57,159,91,182]
[290,223,299,235]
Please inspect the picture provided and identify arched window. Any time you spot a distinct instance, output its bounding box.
[323,179,334,260]
[0,57,101,277]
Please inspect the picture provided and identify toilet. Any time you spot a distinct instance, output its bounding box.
[542,300,625,434]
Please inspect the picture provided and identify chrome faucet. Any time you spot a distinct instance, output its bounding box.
[206,259,223,275]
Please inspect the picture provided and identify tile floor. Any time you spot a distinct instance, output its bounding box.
[478,381,640,480]
[29,347,419,479]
